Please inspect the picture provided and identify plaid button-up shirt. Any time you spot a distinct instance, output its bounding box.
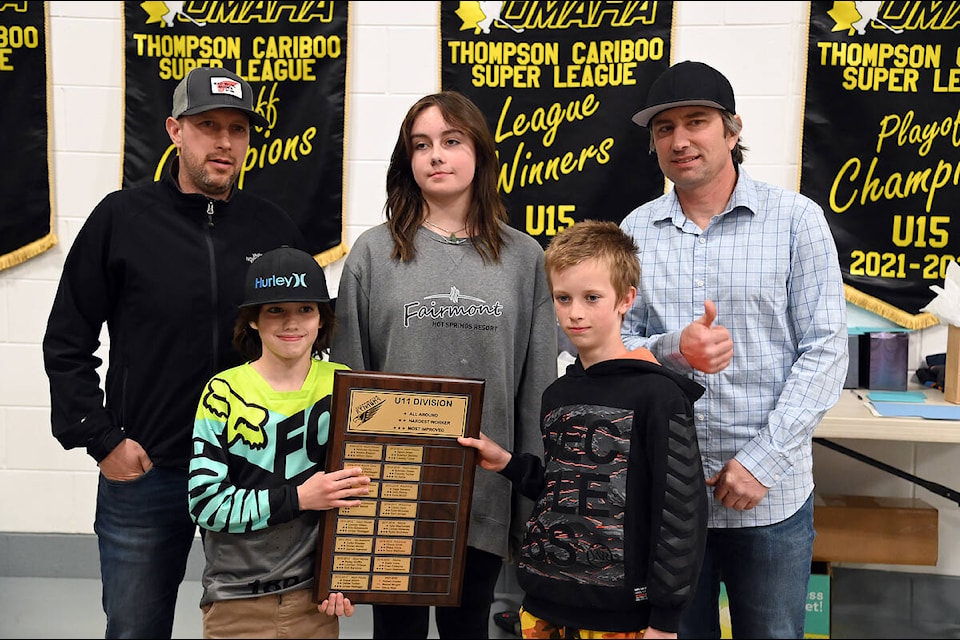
[620,169,848,528]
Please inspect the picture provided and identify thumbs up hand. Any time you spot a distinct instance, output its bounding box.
[680,300,733,373]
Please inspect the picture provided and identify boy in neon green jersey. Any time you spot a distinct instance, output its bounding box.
[188,246,370,638]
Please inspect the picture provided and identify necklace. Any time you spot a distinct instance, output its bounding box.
[423,218,467,242]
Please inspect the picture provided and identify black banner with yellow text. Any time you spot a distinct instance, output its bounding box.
[800,1,959,329]
[440,1,672,247]
[122,1,348,264]
[0,1,55,271]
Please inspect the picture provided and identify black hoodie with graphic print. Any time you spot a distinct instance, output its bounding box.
[501,356,707,633]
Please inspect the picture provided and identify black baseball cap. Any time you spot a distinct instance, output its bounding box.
[240,247,331,308]
[631,60,736,128]
[171,66,268,128]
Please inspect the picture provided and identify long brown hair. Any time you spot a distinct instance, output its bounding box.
[385,91,507,263]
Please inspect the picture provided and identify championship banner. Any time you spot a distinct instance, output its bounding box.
[799,1,958,329]
[440,1,672,247]
[0,1,55,271]
[122,2,348,264]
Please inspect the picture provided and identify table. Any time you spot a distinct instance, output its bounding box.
[811,386,958,564]
[814,387,960,443]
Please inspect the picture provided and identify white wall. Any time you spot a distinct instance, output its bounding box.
[1,1,956,577]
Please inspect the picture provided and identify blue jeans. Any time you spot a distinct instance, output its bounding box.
[95,467,196,638]
[679,494,815,639]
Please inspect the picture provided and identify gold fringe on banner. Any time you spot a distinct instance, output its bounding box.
[315,242,347,268]
[845,284,939,331]
[0,233,57,272]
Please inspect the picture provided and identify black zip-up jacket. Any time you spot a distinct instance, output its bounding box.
[42,160,304,468]
[501,356,707,633]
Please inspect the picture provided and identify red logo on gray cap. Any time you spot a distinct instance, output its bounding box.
[210,77,242,99]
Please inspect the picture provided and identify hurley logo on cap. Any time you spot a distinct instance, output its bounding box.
[254,273,308,290]
[210,77,243,99]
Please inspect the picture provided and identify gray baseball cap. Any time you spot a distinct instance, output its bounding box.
[171,66,268,128]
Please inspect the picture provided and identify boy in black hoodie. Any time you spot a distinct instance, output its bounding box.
[459,220,707,639]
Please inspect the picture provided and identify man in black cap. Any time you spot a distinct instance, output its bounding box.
[42,66,305,638]
[620,61,848,638]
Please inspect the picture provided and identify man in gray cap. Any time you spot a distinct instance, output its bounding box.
[43,66,305,638]
[620,60,848,639]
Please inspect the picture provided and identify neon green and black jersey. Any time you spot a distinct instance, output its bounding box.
[187,358,348,605]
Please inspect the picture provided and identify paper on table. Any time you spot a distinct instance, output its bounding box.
[869,401,960,420]
[866,391,927,403]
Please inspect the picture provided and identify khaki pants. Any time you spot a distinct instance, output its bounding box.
[201,587,340,638]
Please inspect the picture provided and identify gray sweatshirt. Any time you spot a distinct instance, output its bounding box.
[331,223,558,558]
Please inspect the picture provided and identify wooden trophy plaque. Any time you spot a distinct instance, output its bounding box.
[314,370,484,606]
